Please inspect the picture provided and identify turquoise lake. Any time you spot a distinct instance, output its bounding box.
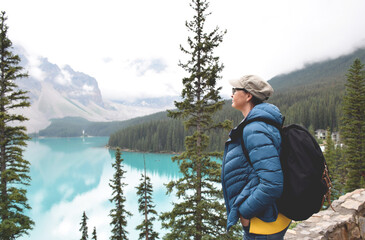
[20,137,181,240]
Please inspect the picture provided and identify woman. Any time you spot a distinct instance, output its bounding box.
[221,75,291,240]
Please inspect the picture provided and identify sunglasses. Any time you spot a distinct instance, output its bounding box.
[232,88,248,95]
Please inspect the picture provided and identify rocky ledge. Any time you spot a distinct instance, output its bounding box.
[285,188,365,240]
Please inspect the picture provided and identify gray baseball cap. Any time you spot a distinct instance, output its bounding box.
[229,75,274,101]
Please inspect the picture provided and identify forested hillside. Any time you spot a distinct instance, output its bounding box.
[268,83,343,131]
[108,47,365,152]
[269,48,365,91]
[267,47,365,130]
[108,101,240,153]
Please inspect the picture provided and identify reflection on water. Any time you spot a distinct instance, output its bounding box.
[107,150,181,179]
[20,137,180,240]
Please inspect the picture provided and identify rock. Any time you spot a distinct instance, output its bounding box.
[341,199,363,211]
[285,189,365,240]
[359,216,365,238]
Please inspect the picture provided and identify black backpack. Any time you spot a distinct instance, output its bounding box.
[239,117,332,221]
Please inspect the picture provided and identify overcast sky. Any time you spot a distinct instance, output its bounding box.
[2,0,365,102]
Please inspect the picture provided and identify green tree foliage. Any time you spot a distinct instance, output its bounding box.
[135,157,159,240]
[341,58,365,192]
[160,1,239,239]
[334,145,347,194]
[109,118,186,153]
[92,227,97,240]
[269,84,344,131]
[324,129,336,179]
[109,148,131,240]
[108,102,238,153]
[323,128,345,201]
[79,211,89,240]
[0,11,34,239]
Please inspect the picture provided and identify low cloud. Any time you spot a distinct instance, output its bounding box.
[102,57,113,63]
[26,55,47,81]
[130,58,167,76]
[55,68,73,86]
[82,84,95,95]
[97,58,183,102]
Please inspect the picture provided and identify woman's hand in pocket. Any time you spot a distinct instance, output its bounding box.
[239,215,249,227]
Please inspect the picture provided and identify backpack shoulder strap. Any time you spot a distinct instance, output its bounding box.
[244,117,283,131]
[240,117,284,167]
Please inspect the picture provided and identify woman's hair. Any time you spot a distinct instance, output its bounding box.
[242,88,263,106]
[251,95,263,106]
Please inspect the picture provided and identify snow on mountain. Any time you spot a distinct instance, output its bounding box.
[12,46,172,133]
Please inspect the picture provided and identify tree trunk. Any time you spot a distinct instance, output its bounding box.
[144,159,148,240]
[195,2,203,238]
[0,50,7,223]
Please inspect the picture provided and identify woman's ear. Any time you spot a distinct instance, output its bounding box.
[246,92,253,102]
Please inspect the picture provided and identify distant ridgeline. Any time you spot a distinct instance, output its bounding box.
[31,112,168,138]
[36,47,365,153]
[268,47,365,131]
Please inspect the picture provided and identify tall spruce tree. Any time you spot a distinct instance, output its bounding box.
[0,11,34,239]
[91,227,97,240]
[341,58,365,192]
[160,1,239,239]
[334,144,347,194]
[80,211,89,240]
[323,128,341,201]
[135,156,159,240]
[324,129,336,180]
[109,148,131,240]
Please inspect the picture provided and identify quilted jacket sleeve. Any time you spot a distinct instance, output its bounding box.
[238,122,283,220]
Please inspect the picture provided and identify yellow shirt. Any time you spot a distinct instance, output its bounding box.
[249,213,291,234]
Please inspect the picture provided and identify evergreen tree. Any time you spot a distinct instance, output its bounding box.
[135,156,159,240]
[324,128,336,179]
[335,145,347,195]
[323,128,340,201]
[80,211,89,240]
[92,227,97,240]
[341,58,365,192]
[109,148,131,240]
[0,11,34,239]
[160,1,239,239]
[308,124,315,138]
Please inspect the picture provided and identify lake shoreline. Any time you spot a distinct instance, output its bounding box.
[106,145,180,155]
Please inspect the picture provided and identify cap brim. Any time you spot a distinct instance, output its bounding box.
[228,78,241,88]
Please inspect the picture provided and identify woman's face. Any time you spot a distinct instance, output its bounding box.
[231,89,250,111]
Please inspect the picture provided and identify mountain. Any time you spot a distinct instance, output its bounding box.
[269,47,365,92]
[12,46,173,133]
[266,47,365,130]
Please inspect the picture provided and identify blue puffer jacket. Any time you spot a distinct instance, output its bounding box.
[221,103,284,231]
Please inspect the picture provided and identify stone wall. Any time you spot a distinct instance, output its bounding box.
[285,189,365,240]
